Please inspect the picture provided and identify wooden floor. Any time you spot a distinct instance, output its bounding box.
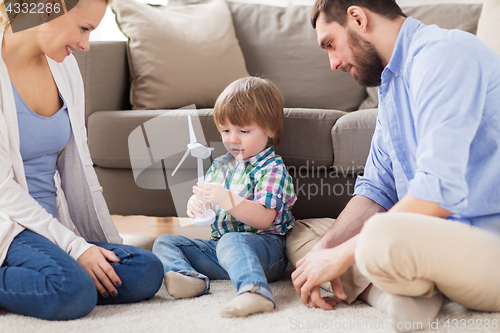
[111,215,211,240]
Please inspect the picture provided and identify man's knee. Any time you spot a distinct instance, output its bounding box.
[355,213,412,278]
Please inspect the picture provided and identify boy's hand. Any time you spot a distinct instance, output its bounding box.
[186,194,208,218]
[194,183,232,208]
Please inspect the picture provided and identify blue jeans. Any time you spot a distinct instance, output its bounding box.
[0,230,163,320]
[152,232,288,305]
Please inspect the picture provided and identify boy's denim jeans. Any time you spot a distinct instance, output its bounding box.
[152,232,288,306]
[0,230,164,320]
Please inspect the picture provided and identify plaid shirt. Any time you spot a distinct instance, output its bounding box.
[205,147,296,240]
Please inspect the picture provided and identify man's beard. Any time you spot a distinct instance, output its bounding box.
[347,28,385,87]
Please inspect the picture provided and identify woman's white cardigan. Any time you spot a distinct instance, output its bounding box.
[0,31,122,266]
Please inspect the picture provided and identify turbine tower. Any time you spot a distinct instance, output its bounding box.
[172,115,216,226]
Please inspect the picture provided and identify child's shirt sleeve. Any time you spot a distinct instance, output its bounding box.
[253,161,297,232]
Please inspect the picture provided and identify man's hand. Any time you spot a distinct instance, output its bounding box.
[77,246,122,298]
[291,236,358,310]
[306,286,343,310]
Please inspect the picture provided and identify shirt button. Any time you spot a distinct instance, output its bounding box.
[395,74,399,77]
[278,194,282,198]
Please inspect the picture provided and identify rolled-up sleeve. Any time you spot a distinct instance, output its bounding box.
[254,165,289,211]
[354,117,398,211]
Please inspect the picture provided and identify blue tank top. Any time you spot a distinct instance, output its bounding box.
[14,83,72,219]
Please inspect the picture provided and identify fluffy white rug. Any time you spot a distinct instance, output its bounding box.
[2,267,499,333]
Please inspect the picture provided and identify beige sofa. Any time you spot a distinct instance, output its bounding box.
[74,2,482,220]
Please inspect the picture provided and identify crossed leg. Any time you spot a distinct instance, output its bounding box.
[356,213,500,331]
[287,215,500,332]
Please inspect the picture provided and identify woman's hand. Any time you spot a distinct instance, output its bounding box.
[77,246,122,298]
[187,194,208,218]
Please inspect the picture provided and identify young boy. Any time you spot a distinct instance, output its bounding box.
[152,77,297,317]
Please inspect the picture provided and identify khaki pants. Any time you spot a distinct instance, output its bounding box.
[355,212,500,311]
[287,213,500,311]
[286,218,371,304]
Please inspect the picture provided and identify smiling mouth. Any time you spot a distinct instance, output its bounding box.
[65,46,75,55]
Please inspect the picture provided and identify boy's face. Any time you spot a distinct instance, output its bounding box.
[219,121,271,161]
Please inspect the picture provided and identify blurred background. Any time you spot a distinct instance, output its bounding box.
[91,0,484,41]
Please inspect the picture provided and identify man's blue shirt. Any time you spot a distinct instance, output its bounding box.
[354,17,500,235]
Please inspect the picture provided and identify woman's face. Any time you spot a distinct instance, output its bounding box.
[37,0,106,62]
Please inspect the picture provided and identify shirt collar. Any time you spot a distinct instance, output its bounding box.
[216,146,276,168]
[385,17,422,76]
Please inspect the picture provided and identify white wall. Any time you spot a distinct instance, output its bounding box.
[90,0,484,41]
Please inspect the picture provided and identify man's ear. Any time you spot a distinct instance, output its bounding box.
[346,6,368,33]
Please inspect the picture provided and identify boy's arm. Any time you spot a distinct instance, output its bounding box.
[193,183,277,229]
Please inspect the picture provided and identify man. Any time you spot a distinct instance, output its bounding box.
[289,0,500,331]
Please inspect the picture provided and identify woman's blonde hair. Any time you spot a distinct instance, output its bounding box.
[214,77,285,148]
[0,0,111,29]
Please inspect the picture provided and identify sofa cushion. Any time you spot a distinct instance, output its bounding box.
[404,4,482,33]
[74,42,131,122]
[88,108,346,170]
[110,0,249,110]
[227,2,367,112]
[331,108,378,175]
[477,0,500,54]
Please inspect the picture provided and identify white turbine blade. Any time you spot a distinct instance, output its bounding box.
[172,149,191,176]
[197,157,204,184]
[188,115,197,144]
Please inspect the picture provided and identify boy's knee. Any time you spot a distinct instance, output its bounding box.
[217,232,244,248]
[153,234,188,251]
[216,233,246,263]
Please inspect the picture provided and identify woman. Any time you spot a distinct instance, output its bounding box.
[0,0,163,320]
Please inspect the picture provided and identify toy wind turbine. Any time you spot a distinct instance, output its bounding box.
[172,115,216,226]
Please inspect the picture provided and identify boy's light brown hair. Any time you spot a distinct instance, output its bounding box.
[214,77,284,148]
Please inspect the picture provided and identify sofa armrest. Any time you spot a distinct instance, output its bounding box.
[74,41,131,125]
[331,108,378,176]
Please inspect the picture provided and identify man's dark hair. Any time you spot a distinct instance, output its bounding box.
[311,0,406,28]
